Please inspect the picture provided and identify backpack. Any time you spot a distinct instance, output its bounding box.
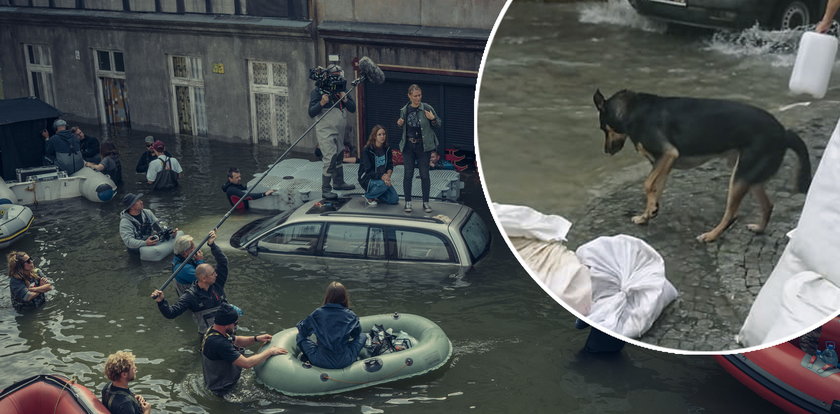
[152,157,179,191]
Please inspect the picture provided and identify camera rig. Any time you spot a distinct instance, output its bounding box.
[309,66,347,98]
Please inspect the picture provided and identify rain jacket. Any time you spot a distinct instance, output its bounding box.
[45,130,84,174]
[157,243,229,333]
[398,102,441,153]
[221,181,268,211]
[118,209,163,251]
[296,303,366,369]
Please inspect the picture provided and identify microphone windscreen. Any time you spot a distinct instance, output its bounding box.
[359,57,386,85]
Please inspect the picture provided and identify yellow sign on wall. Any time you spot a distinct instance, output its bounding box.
[212,63,225,74]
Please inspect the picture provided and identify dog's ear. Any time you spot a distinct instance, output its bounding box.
[593,89,606,112]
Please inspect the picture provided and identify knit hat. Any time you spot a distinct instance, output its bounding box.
[214,303,239,326]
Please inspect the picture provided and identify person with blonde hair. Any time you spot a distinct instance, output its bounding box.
[172,234,205,296]
[295,281,365,369]
[358,125,398,206]
[396,84,441,213]
[101,351,152,414]
[7,251,52,311]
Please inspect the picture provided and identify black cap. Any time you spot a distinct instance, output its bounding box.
[214,303,239,326]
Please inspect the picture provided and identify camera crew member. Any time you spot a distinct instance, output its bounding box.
[118,193,177,252]
[308,63,356,199]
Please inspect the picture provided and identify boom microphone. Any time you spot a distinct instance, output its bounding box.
[358,56,386,85]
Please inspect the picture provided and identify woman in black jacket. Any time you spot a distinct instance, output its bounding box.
[358,125,398,206]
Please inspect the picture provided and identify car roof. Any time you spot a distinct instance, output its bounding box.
[288,197,469,227]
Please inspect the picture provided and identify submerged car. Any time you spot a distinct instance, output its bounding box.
[230,197,491,269]
[629,0,829,31]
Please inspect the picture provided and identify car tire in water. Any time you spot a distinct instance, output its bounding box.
[775,0,812,30]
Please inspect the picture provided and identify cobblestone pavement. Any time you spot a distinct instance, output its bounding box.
[567,116,831,351]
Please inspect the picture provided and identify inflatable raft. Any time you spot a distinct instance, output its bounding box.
[0,204,34,249]
[255,313,452,396]
[139,230,184,262]
[0,374,109,414]
[1,166,116,205]
[716,316,840,414]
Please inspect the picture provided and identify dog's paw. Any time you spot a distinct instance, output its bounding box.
[696,231,719,243]
[746,223,765,233]
[631,214,649,225]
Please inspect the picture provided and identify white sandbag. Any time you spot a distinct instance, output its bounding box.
[510,237,592,315]
[493,203,572,242]
[763,271,840,343]
[576,235,678,339]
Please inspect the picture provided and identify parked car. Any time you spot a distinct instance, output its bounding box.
[230,197,491,269]
[628,0,829,31]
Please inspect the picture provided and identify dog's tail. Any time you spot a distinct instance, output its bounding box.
[785,130,812,193]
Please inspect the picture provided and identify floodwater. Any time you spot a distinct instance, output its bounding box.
[478,0,839,350]
[0,129,782,412]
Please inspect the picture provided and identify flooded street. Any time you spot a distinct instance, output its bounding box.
[0,124,782,411]
[478,1,837,351]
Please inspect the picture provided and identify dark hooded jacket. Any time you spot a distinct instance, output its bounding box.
[358,145,393,190]
[221,181,268,211]
[45,130,84,174]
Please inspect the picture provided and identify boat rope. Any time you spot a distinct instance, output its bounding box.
[153,73,369,295]
[52,375,74,414]
[315,361,412,385]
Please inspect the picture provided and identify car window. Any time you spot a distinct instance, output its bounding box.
[258,222,322,255]
[323,224,368,257]
[394,230,453,262]
[460,211,491,262]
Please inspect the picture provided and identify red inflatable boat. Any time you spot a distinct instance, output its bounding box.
[0,374,109,414]
[715,317,840,414]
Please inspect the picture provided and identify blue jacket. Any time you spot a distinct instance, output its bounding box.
[172,254,206,285]
[296,303,365,369]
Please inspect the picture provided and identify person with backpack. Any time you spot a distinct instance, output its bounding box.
[146,140,182,190]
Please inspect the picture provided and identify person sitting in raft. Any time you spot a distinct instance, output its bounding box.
[152,230,234,336]
[358,125,398,207]
[201,303,288,396]
[118,193,176,252]
[101,350,152,414]
[172,234,206,296]
[7,251,53,312]
[221,167,275,211]
[296,281,366,369]
[84,142,123,187]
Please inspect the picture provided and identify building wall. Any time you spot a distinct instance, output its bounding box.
[316,0,504,30]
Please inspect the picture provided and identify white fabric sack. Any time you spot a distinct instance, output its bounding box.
[739,115,840,347]
[576,235,678,339]
[493,203,572,242]
[511,237,592,316]
[763,271,840,343]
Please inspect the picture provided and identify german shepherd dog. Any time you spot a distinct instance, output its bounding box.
[593,89,811,242]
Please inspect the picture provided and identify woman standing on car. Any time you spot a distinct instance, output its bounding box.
[7,251,52,312]
[397,84,441,214]
[359,125,399,207]
[296,281,366,369]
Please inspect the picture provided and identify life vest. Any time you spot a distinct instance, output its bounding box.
[200,329,243,396]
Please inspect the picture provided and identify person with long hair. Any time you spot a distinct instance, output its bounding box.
[396,84,442,213]
[358,125,399,206]
[85,141,123,187]
[7,251,52,311]
[295,281,365,369]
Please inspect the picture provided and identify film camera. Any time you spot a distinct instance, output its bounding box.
[309,65,347,97]
[154,227,176,242]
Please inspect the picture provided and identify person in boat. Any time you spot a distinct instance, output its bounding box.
[152,230,234,335]
[396,84,441,214]
[101,351,152,414]
[118,193,175,252]
[146,140,182,189]
[358,125,398,207]
[7,251,52,312]
[221,167,275,211]
[201,303,288,396]
[296,281,366,369]
[84,142,123,187]
[172,234,206,296]
[71,126,101,164]
[135,135,172,174]
[41,119,84,175]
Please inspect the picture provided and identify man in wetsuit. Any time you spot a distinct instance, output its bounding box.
[200,303,288,396]
[221,167,275,211]
[100,351,152,414]
[152,230,230,335]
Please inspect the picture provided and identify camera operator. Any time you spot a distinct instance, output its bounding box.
[308,63,356,199]
[118,193,177,253]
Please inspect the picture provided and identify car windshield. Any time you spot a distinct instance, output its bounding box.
[460,211,490,262]
[237,209,295,247]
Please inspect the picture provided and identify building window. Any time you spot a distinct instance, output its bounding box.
[168,55,206,136]
[94,50,131,130]
[24,44,56,105]
[248,60,289,145]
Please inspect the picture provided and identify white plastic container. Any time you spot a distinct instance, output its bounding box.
[789,31,838,99]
